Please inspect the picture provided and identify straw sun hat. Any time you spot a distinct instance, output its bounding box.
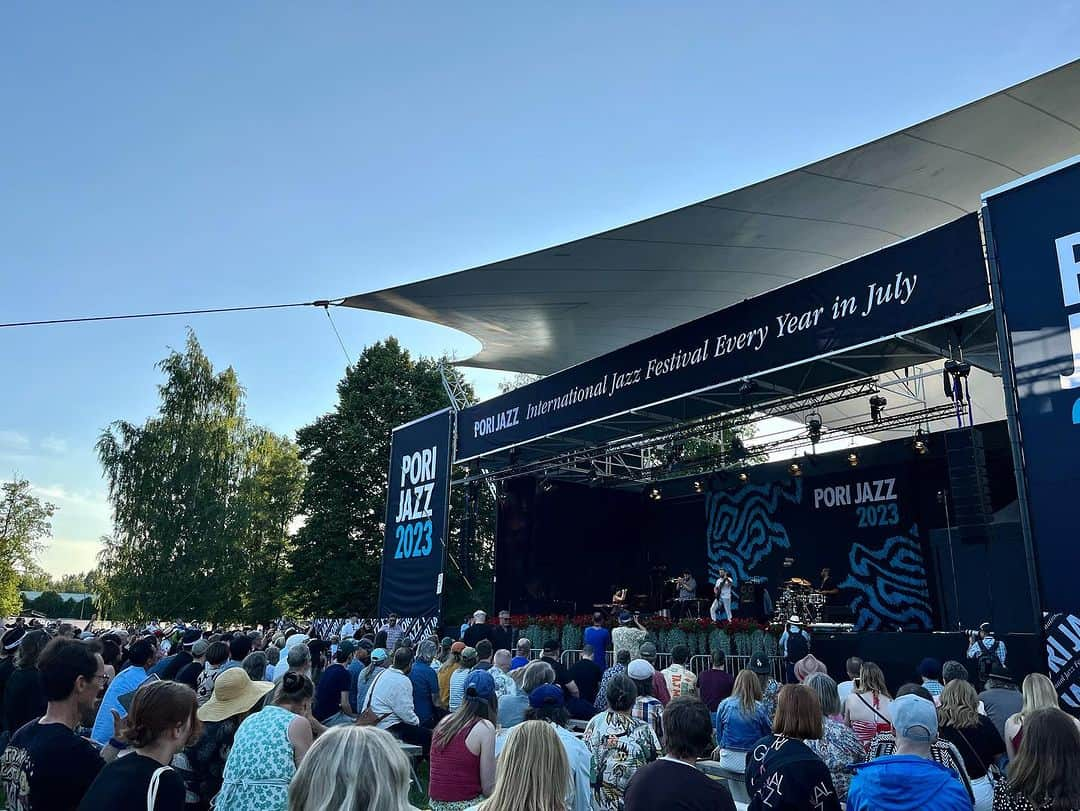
[197,668,274,722]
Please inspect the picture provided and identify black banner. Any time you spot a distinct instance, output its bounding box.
[378,409,453,619]
[457,214,989,460]
[984,157,1080,702]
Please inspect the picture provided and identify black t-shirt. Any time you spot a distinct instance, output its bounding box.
[491,625,515,653]
[174,660,203,689]
[569,659,604,704]
[541,656,572,689]
[626,759,736,811]
[0,719,103,810]
[313,663,350,721]
[462,623,496,649]
[939,716,1005,778]
[3,668,46,734]
[747,735,842,811]
[78,753,185,811]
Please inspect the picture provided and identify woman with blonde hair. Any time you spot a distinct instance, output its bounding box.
[843,662,892,749]
[713,669,772,773]
[475,720,569,811]
[936,678,1004,811]
[287,726,417,811]
[1003,673,1079,760]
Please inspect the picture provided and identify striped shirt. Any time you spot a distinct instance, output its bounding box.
[449,666,472,711]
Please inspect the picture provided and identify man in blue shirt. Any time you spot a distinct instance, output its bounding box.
[90,637,155,745]
[348,642,372,713]
[409,640,441,727]
[583,613,611,667]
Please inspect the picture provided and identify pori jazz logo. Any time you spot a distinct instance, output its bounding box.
[1058,232,1080,424]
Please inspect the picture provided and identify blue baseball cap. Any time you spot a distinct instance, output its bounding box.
[892,694,938,743]
[371,647,389,662]
[528,684,565,708]
[464,669,496,701]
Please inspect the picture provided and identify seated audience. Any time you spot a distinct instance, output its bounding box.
[499,660,553,729]
[793,654,828,684]
[937,678,1005,811]
[837,657,862,704]
[919,657,945,698]
[568,644,604,705]
[595,649,631,713]
[628,659,664,741]
[978,662,1022,741]
[510,638,531,671]
[1003,672,1079,761]
[636,642,671,706]
[804,672,866,802]
[993,707,1080,811]
[583,674,661,811]
[714,668,772,774]
[474,720,568,811]
[428,670,498,811]
[367,648,432,756]
[697,649,735,712]
[844,661,893,750]
[410,639,442,728]
[489,649,517,699]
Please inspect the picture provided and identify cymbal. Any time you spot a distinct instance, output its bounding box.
[787,577,812,587]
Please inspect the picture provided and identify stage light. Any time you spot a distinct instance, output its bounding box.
[692,480,704,494]
[737,468,749,483]
[847,452,859,467]
[806,412,823,446]
[739,379,759,397]
[539,475,554,493]
[646,485,662,501]
[913,429,929,455]
[788,462,802,477]
[869,395,887,423]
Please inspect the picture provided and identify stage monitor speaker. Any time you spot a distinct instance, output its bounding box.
[945,428,993,543]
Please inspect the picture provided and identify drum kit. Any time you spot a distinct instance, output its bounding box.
[776,577,826,625]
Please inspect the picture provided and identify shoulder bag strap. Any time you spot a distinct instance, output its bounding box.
[147,765,172,810]
[856,692,891,724]
[363,669,387,712]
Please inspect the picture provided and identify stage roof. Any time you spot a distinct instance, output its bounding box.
[344,59,1080,376]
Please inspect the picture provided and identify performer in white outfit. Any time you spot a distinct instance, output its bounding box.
[711,570,734,621]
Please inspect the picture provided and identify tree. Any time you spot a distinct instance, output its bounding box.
[96,331,304,624]
[287,338,494,618]
[0,478,56,616]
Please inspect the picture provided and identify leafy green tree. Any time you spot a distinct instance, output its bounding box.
[287,338,493,618]
[0,478,56,616]
[96,331,304,624]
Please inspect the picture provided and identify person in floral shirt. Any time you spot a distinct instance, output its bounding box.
[803,673,865,801]
[595,650,631,712]
[584,674,662,811]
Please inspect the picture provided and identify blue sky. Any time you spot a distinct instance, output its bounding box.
[2,3,1077,575]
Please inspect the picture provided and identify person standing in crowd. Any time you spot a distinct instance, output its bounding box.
[435,637,453,670]
[967,623,1007,685]
[0,638,124,810]
[584,674,662,811]
[1003,673,1079,760]
[804,672,866,803]
[636,642,671,706]
[510,638,531,670]
[778,615,811,683]
[91,636,156,745]
[918,658,946,699]
[186,668,275,810]
[367,647,432,756]
[475,720,569,811]
[312,643,357,726]
[490,649,517,698]
[698,650,734,712]
[497,684,591,811]
[449,647,479,712]
[222,635,253,672]
[241,651,270,685]
[844,661,893,750]
[628,659,664,741]
[176,638,210,690]
[611,611,647,660]
[499,660,553,729]
[473,639,494,671]
[595,649,631,713]
[993,707,1080,811]
[354,647,388,712]
[346,642,370,710]
[625,696,736,811]
[196,641,231,707]
[151,629,200,680]
[979,662,1022,741]
[287,725,418,811]
[846,693,972,811]
[0,627,25,718]
[838,657,862,704]
[584,613,612,666]
[937,678,1005,811]
[3,629,48,737]
[568,643,604,705]
[463,611,496,649]
[751,652,782,720]
[428,670,498,811]
[78,681,198,811]
[380,614,403,653]
[714,669,773,774]
[745,685,841,811]
[492,610,515,653]
[662,644,697,698]
[214,671,314,811]
[439,642,465,707]
[410,639,442,728]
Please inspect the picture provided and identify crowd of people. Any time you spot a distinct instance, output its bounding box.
[0,611,1077,811]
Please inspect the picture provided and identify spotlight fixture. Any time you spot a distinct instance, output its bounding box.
[913,429,929,456]
[737,468,750,484]
[539,475,555,493]
[739,379,759,397]
[788,462,802,477]
[692,480,704,494]
[869,395,888,423]
[646,485,663,501]
[847,452,859,467]
[806,412,823,446]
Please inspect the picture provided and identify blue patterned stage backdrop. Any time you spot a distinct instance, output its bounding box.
[706,464,933,630]
[377,409,453,620]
